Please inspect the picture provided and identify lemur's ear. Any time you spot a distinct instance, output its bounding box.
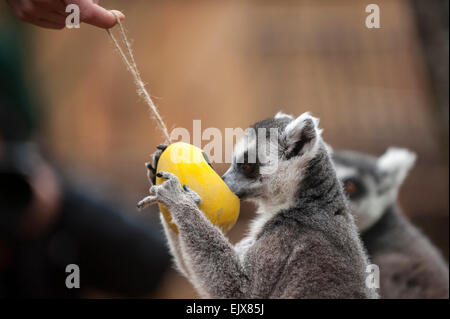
[377,147,416,189]
[281,112,322,159]
[274,111,294,120]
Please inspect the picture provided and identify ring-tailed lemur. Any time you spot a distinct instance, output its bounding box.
[139,112,378,298]
[333,148,449,299]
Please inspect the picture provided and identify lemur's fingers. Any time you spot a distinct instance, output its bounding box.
[157,144,168,151]
[145,162,155,184]
[183,185,201,204]
[137,195,158,210]
[149,146,167,184]
[156,171,178,183]
[146,161,155,173]
[148,153,160,185]
[149,185,158,194]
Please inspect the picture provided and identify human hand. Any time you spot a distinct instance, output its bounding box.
[6,0,125,29]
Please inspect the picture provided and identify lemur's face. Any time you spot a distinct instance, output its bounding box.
[222,112,322,209]
[333,148,416,232]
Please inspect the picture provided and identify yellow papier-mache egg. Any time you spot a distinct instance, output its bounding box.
[156,142,240,234]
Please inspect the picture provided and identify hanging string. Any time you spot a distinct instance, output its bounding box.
[106,12,171,144]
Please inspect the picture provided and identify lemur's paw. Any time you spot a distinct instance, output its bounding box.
[142,171,201,213]
[182,184,202,205]
[145,144,168,185]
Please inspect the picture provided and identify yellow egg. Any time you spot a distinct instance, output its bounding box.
[156,142,240,234]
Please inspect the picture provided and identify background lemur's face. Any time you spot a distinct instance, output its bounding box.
[222,112,322,210]
[333,148,416,232]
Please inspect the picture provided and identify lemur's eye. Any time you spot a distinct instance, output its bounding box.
[238,163,258,178]
[344,180,357,195]
[342,178,365,200]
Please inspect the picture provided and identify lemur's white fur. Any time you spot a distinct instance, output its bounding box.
[283,112,323,158]
[245,201,292,239]
[335,166,358,181]
[377,147,416,191]
[349,175,386,231]
[274,111,294,120]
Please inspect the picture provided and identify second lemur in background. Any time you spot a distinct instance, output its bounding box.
[333,148,449,298]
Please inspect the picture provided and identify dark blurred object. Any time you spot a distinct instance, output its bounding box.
[408,0,449,261]
[0,142,170,298]
[410,0,449,160]
[0,143,38,239]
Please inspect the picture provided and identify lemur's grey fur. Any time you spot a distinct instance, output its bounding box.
[140,112,378,298]
[333,149,449,299]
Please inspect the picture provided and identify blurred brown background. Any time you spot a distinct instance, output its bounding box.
[1,0,448,298]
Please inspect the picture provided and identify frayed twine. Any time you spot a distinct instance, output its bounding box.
[106,11,171,144]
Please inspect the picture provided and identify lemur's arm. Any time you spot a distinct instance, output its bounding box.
[143,171,250,298]
[159,214,190,277]
[138,147,193,278]
[160,214,214,298]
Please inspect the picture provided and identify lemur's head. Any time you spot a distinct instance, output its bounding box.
[222,112,323,209]
[332,148,416,232]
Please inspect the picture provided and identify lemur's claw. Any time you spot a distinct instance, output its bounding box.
[145,162,156,185]
[147,145,168,184]
[156,171,178,182]
[145,162,155,172]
